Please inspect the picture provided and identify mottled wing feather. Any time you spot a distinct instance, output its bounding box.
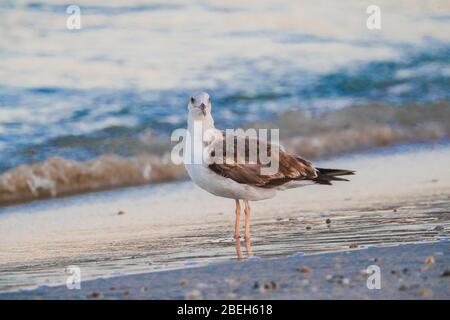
[207,133,317,189]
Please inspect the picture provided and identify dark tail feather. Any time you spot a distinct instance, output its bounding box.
[313,168,355,185]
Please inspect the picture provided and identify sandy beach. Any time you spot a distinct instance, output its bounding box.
[0,143,449,298]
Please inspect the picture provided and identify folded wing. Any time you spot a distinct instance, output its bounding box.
[206,133,318,189]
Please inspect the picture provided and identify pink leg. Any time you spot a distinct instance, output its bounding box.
[234,199,241,239]
[235,238,243,259]
[244,200,251,240]
[245,236,254,257]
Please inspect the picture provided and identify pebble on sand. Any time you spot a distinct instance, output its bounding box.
[425,256,435,265]
[179,279,189,286]
[185,289,202,299]
[326,218,331,224]
[326,274,349,285]
[418,288,433,298]
[298,267,312,273]
[399,285,408,291]
[253,281,277,291]
[90,291,102,298]
[349,243,358,248]
[117,210,125,215]
[441,270,450,277]
[300,279,310,286]
[265,282,277,290]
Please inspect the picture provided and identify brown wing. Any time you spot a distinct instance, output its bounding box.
[207,133,317,189]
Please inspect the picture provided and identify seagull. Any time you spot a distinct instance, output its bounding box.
[184,92,354,241]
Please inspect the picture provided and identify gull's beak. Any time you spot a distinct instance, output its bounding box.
[199,103,206,116]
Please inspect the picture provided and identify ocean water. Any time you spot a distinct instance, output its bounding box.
[1,0,449,170]
[0,1,450,205]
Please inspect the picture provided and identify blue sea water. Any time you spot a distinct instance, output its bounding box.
[0,0,449,172]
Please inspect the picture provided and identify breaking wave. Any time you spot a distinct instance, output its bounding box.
[0,155,185,206]
[254,100,450,159]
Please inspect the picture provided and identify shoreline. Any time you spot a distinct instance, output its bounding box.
[1,100,449,207]
[0,140,448,211]
[0,140,448,209]
[1,241,449,299]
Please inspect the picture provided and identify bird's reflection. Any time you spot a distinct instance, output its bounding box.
[235,237,254,259]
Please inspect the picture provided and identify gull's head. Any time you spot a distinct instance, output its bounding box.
[188,92,211,119]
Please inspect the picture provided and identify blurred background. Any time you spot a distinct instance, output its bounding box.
[0,0,449,205]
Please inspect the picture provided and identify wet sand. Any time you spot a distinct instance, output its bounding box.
[2,241,448,299]
[0,143,449,296]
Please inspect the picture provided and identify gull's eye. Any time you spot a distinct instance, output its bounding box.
[190,96,195,104]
